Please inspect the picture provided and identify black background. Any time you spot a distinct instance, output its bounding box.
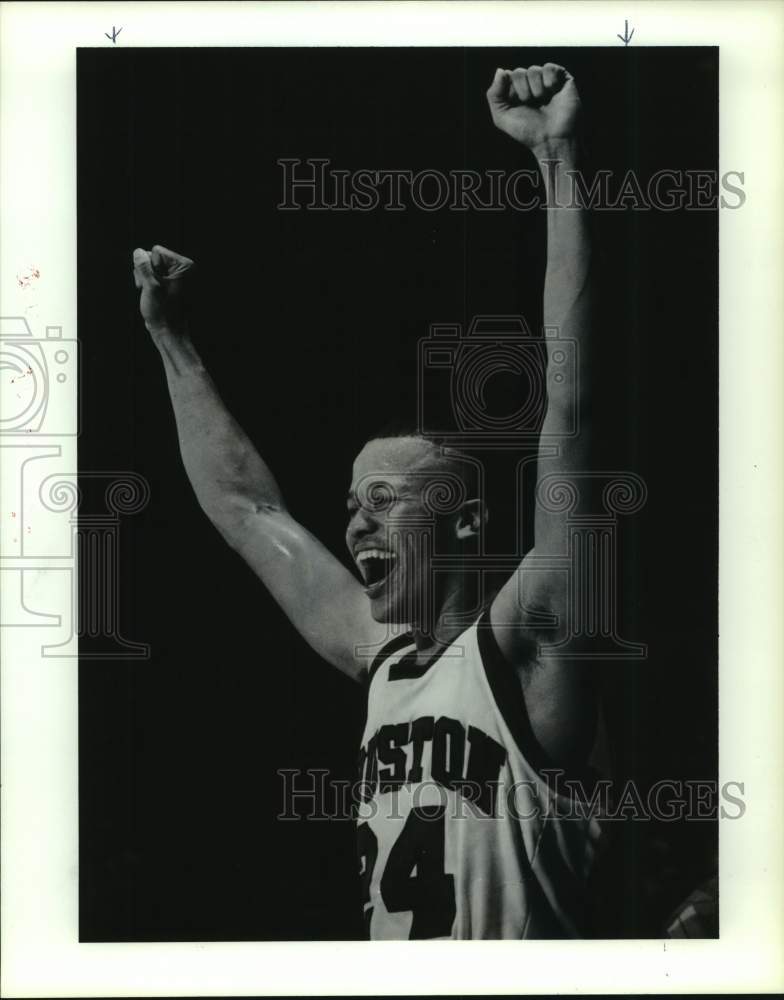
[78,47,718,940]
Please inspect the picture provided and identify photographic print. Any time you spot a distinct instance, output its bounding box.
[2,3,782,995]
[77,44,720,942]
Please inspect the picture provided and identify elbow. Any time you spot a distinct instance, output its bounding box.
[199,492,285,549]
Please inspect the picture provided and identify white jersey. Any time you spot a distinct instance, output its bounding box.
[356,611,603,939]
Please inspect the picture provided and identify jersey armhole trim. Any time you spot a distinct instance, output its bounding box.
[477,609,553,775]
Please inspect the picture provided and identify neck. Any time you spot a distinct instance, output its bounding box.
[410,581,487,664]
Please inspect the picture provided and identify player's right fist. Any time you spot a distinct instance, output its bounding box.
[133,244,194,335]
[486,63,581,152]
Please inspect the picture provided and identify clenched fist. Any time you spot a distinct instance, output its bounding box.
[486,63,581,152]
[133,244,194,335]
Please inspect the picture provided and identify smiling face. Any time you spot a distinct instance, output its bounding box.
[346,436,474,626]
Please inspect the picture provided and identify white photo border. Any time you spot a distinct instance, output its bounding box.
[1,1,783,995]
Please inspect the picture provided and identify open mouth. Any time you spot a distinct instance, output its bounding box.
[355,548,398,593]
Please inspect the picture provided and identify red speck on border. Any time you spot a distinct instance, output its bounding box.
[16,266,40,288]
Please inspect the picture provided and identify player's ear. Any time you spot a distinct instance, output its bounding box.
[455,498,488,540]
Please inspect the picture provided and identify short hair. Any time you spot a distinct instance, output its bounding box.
[366,416,447,449]
[363,416,527,558]
[364,416,482,516]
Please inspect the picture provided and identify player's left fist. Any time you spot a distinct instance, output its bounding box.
[486,63,581,151]
[132,244,194,336]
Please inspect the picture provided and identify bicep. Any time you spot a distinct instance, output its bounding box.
[226,508,389,682]
[489,362,599,766]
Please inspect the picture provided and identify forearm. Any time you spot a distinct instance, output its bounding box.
[534,138,593,416]
[151,322,285,543]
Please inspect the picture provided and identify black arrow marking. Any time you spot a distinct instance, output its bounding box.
[617,19,634,45]
[105,26,122,44]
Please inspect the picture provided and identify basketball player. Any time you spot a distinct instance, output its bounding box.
[133,64,603,939]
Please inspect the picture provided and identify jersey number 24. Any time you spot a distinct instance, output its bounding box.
[357,805,456,938]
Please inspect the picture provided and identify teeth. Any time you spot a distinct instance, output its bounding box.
[356,549,396,563]
[355,548,398,588]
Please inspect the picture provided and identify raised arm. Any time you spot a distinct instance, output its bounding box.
[486,65,598,765]
[132,246,386,681]
[492,66,592,562]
